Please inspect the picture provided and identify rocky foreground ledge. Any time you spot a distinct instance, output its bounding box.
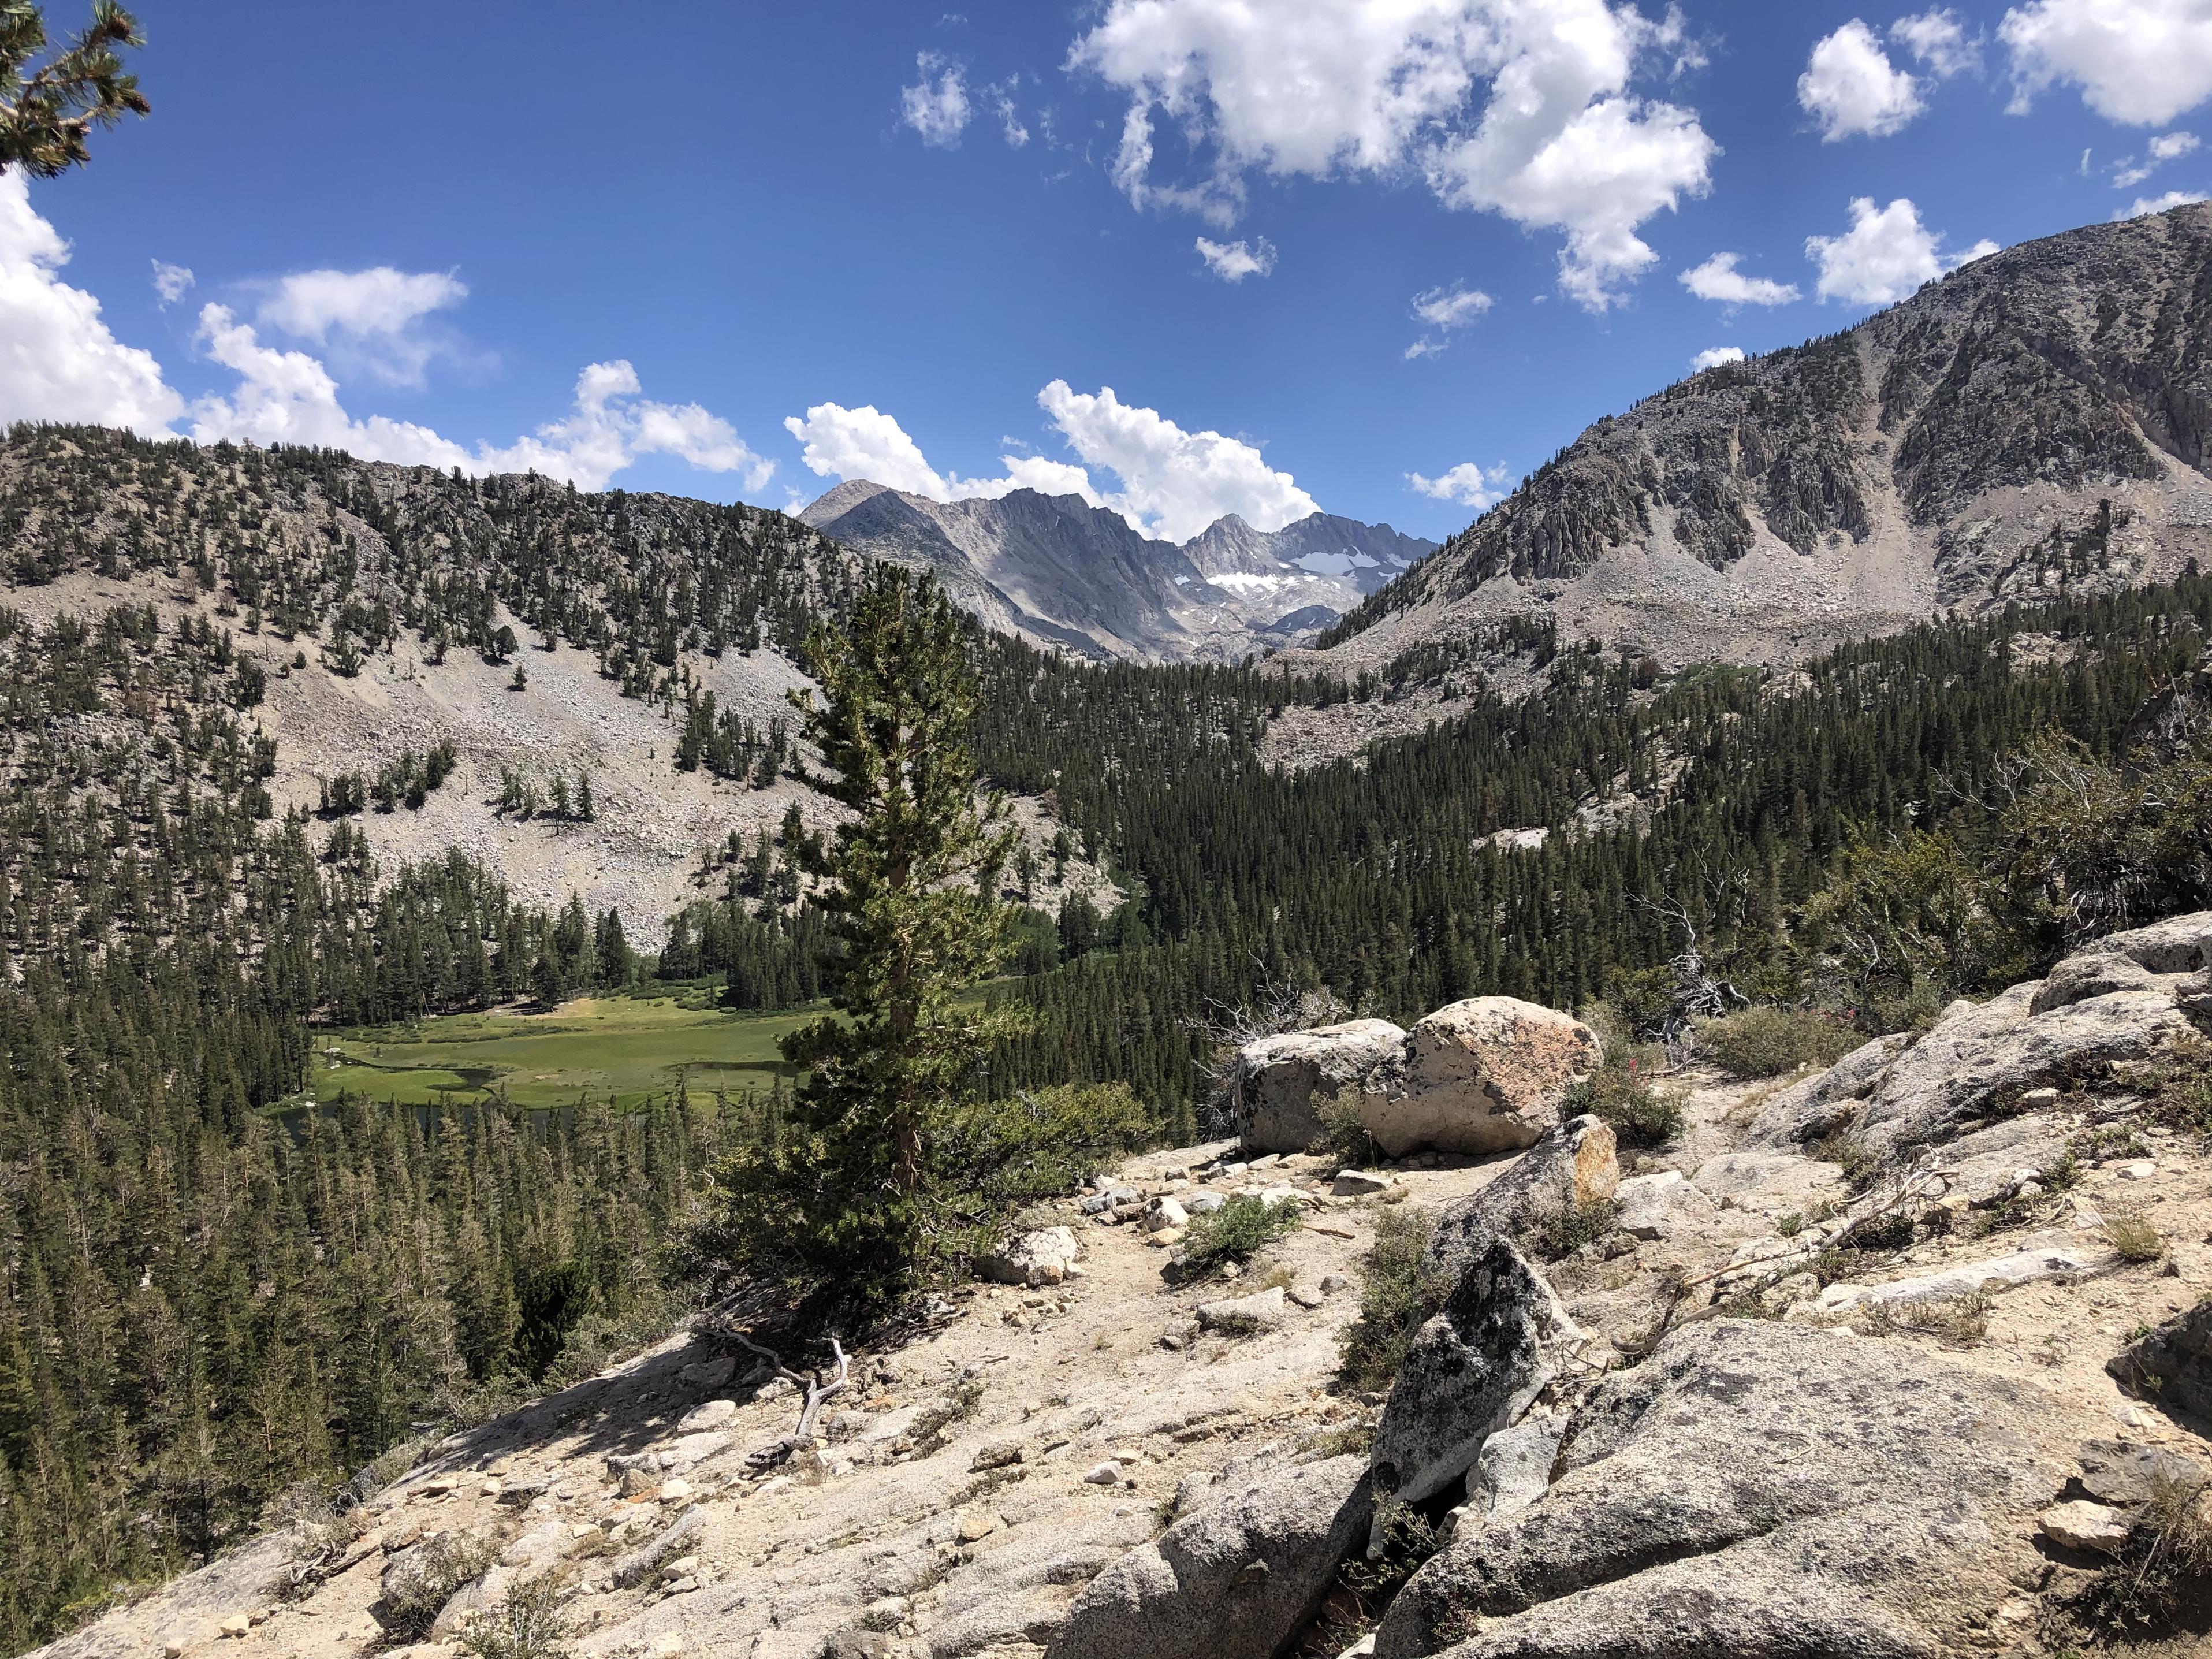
[33,922,2212,1659]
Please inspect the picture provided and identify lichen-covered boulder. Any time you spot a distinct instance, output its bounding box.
[1370,1240,1587,1511]
[1364,998,1601,1156]
[1376,1320,2069,1659]
[1422,1116,1619,1281]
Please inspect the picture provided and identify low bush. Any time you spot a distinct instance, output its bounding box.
[1522,1198,1622,1262]
[378,1532,498,1641]
[1314,1087,1381,1168]
[1171,1194,1304,1282]
[1336,1206,1448,1393]
[460,1573,572,1659]
[1565,1065,1684,1149]
[1697,1006,1859,1081]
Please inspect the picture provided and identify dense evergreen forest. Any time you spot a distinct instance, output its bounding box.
[1,422,2209,1651]
[963,573,2212,1123]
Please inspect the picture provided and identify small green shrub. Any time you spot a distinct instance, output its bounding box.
[460,1573,572,1659]
[379,1532,498,1641]
[1565,1065,1683,1149]
[907,1377,986,1456]
[2073,1471,2212,1633]
[1171,1194,1304,1282]
[2138,1033,2212,1140]
[1340,1501,1440,1606]
[1697,1006,1858,1081]
[1314,1087,1380,1168]
[1522,1198,1621,1262]
[1336,1206,1447,1393]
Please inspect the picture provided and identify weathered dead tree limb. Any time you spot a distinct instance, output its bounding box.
[729,1330,850,1470]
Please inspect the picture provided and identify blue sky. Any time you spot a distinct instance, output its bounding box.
[6,0,2210,542]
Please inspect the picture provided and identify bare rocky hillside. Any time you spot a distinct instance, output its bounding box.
[1314,202,2212,684]
[46,916,2212,1659]
[0,432,1115,944]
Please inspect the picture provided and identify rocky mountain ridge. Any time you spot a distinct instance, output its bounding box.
[43,914,2212,1659]
[798,482,1432,663]
[1312,201,2212,680]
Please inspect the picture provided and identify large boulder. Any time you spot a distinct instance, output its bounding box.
[1364,999,1601,1156]
[1234,1020,1407,1154]
[1422,1117,1619,1281]
[2098,909,2212,973]
[978,1226,1080,1287]
[1849,972,2194,1157]
[1044,1455,1372,1659]
[2109,1300,2212,1424]
[1740,1032,1909,1148]
[1376,1319,2068,1659]
[1369,1240,1587,1511]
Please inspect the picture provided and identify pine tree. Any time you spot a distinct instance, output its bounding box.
[709,566,1026,1316]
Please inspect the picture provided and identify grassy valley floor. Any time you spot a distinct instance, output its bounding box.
[308,982,815,1110]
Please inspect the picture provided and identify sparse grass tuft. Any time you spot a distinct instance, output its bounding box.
[1857,1290,1990,1347]
[1810,1130,1883,1191]
[2073,1472,2212,1634]
[2105,1208,2167,1263]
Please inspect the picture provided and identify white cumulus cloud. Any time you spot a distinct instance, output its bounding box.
[2001,0,2212,127]
[784,401,1104,507]
[2117,187,2210,217]
[788,385,1320,541]
[1069,0,1716,311]
[1891,9,1981,77]
[150,259,193,306]
[1679,251,1799,306]
[1405,281,1493,357]
[0,172,183,433]
[1195,235,1276,280]
[0,175,765,493]
[191,307,770,492]
[1690,345,1746,370]
[902,52,973,146]
[1799,20,1925,140]
[256,266,470,386]
[2115,128,2199,185]
[1407,460,1512,507]
[1039,380,1318,540]
[1806,196,1995,306]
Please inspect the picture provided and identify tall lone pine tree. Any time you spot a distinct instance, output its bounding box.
[711,565,1028,1319]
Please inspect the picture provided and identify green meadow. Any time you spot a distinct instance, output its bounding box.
[310,981,817,1110]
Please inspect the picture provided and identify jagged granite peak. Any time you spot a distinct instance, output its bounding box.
[1315,201,2212,673]
[800,482,1435,663]
[1182,511,1434,591]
